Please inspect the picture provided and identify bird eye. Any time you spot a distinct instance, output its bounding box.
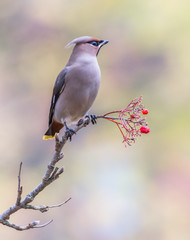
[88,41,99,47]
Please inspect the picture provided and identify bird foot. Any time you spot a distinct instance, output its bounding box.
[77,118,84,126]
[65,127,76,141]
[85,114,97,125]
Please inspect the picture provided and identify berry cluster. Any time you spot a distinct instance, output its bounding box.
[102,96,150,147]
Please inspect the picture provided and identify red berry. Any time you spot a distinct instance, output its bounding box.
[131,114,135,119]
[142,109,149,115]
[140,126,150,134]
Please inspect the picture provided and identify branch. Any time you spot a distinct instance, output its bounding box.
[16,162,23,206]
[0,117,92,231]
[0,97,149,231]
[1,219,53,231]
[22,198,72,213]
[97,96,150,147]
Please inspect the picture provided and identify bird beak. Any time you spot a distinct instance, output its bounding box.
[100,40,109,46]
[96,40,109,56]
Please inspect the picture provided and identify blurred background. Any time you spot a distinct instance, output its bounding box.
[0,0,190,239]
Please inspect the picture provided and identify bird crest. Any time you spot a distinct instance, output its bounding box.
[66,36,100,48]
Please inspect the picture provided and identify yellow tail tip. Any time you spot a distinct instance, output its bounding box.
[43,135,55,140]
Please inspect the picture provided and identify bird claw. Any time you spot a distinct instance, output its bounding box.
[65,128,76,141]
[90,115,97,124]
[85,114,97,125]
[77,119,84,126]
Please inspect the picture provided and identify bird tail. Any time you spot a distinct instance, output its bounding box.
[43,121,64,140]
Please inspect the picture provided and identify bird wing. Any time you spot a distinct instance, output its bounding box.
[48,68,68,126]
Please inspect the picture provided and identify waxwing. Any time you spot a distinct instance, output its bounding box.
[43,36,108,140]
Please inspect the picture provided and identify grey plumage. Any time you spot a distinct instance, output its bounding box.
[43,36,108,140]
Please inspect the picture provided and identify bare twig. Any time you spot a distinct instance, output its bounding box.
[0,219,53,231]
[33,220,53,229]
[16,162,23,206]
[0,118,92,231]
[22,198,72,213]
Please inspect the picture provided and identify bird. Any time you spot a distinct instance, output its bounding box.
[43,36,109,140]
